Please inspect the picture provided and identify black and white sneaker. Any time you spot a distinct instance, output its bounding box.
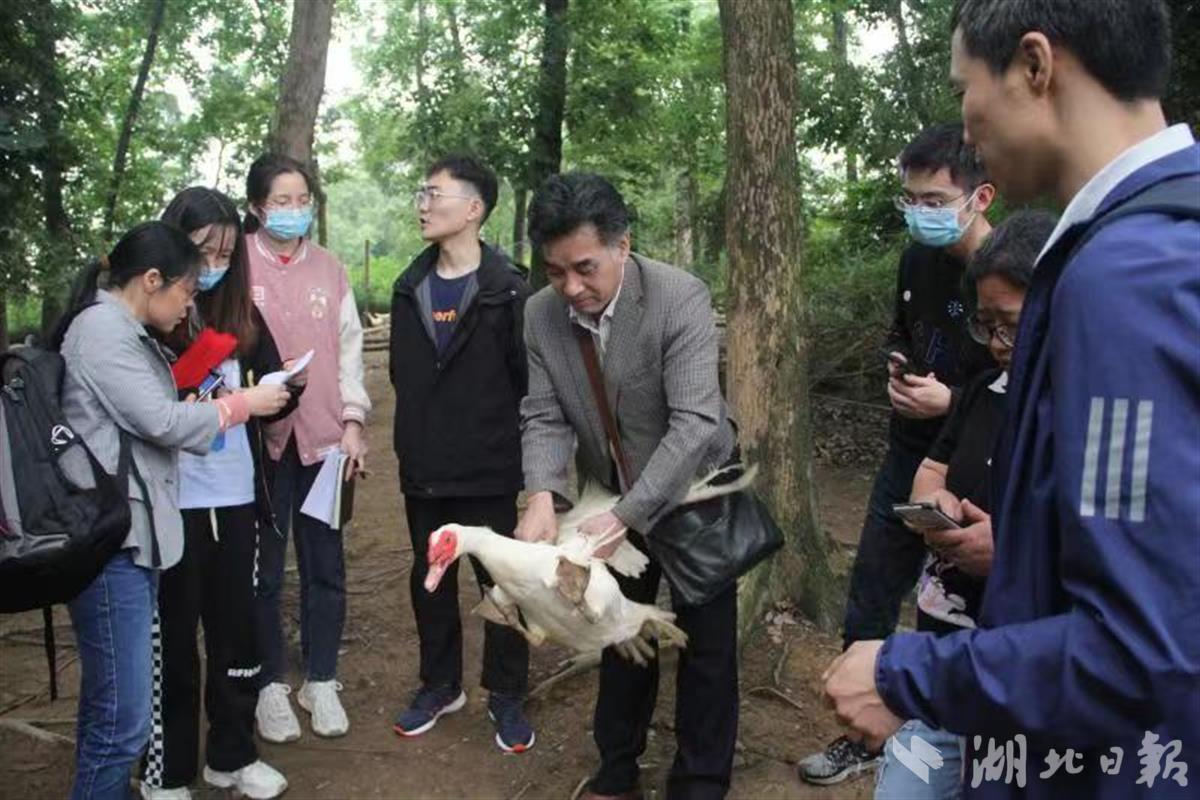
[797,735,882,786]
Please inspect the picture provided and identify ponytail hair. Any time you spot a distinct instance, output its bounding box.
[244,152,315,234]
[51,221,202,350]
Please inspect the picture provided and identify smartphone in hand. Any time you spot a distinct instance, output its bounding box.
[892,502,961,530]
[880,348,915,376]
[196,371,226,401]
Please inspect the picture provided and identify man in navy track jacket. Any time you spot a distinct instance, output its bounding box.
[824,2,1200,798]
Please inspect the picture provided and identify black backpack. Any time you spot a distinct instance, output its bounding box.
[0,346,137,698]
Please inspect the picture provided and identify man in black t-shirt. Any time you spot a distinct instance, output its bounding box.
[388,155,534,753]
[800,123,996,787]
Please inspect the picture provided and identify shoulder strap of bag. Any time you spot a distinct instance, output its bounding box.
[42,606,57,700]
[575,328,632,490]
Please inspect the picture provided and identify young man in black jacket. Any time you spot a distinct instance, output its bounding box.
[799,123,996,786]
[388,155,534,752]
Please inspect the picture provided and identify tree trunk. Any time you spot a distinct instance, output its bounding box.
[31,2,73,340]
[702,181,726,271]
[831,9,859,183]
[526,0,569,288]
[512,185,528,268]
[269,0,334,247]
[212,138,226,186]
[718,0,832,639]
[316,163,329,246]
[415,0,428,102]
[269,0,334,166]
[0,295,8,353]
[102,0,167,242]
[888,0,930,128]
[444,0,466,66]
[673,170,695,270]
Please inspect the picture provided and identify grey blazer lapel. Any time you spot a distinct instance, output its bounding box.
[601,256,645,411]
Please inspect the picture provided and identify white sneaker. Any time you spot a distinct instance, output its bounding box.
[203,760,288,800]
[297,679,349,737]
[139,784,191,800]
[256,682,301,743]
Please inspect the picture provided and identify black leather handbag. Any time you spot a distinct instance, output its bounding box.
[576,331,783,607]
[646,478,783,606]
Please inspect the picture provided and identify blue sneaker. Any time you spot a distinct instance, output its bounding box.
[487,692,535,754]
[393,685,466,737]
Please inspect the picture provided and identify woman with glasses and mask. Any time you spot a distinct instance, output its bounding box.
[242,154,372,745]
[873,210,1058,800]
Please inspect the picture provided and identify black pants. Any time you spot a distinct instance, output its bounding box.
[147,504,260,788]
[257,438,347,683]
[841,442,928,650]
[404,494,529,695]
[592,533,739,800]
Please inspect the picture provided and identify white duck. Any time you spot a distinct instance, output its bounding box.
[423,465,757,664]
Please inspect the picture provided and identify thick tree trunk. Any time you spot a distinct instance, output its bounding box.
[102,0,167,242]
[269,0,334,247]
[718,0,832,639]
[31,3,72,340]
[674,170,695,270]
[526,0,569,287]
[268,0,334,166]
[512,185,528,268]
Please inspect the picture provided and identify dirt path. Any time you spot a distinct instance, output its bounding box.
[1,349,879,800]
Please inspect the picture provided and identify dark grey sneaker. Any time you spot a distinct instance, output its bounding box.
[797,735,882,786]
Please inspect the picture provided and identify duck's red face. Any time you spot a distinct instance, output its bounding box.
[424,527,460,592]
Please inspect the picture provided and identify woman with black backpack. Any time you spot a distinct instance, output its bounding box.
[132,188,303,800]
[54,221,290,800]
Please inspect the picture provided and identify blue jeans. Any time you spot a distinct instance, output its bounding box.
[876,719,963,800]
[68,551,157,800]
[256,439,346,683]
[842,443,928,649]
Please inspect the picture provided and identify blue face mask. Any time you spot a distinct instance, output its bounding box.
[197,267,229,292]
[903,192,979,248]
[263,206,313,241]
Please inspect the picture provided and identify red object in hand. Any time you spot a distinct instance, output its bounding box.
[171,328,238,389]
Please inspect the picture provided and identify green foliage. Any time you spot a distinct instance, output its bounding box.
[16,0,1188,380]
[3,0,289,336]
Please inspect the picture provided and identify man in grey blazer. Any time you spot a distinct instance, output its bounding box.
[516,173,739,800]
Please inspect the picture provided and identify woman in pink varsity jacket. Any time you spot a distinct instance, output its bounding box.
[242,153,371,744]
